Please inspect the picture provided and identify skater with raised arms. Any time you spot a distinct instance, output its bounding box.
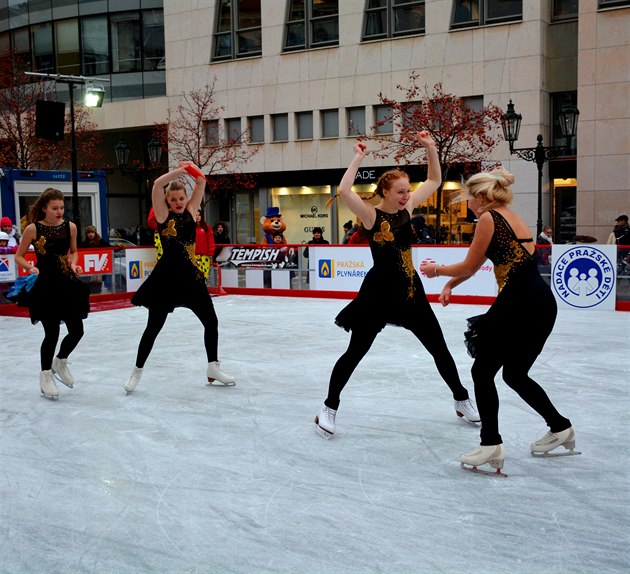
[314,133,479,439]
[13,188,90,399]
[421,168,577,476]
[123,162,235,393]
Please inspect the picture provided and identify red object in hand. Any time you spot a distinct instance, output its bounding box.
[184,165,208,182]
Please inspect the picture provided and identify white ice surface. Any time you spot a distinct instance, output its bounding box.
[0,296,628,574]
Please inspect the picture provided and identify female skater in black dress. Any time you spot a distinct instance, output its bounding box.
[314,133,479,438]
[422,168,575,475]
[123,162,234,393]
[14,188,90,399]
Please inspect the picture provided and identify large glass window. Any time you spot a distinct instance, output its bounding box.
[12,27,30,61]
[205,119,220,146]
[142,9,164,71]
[451,0,522,29]
[363,0,425,41]
[212,0,262,61]
[81,15,109,74]
[374,105,393,134]
[284,0,339,52]
[32,22,54,73]
[56,19,80,75]
[226,118,242,141]
[598,0,630,8]
[111,12,141,73]
[552,0,578,20]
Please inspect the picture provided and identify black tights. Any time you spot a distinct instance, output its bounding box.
[472,350,571,446]
[135,303,218,368]
[40,317,84,371]
[324,312,469,411]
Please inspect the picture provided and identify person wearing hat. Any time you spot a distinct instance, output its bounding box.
[0,230,15,253]
[303,226,329,258]
[607,215,630,246]
[1,216,20,249]
[82,225,110,248]
[342,220,358,244]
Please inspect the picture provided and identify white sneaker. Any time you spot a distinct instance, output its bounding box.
[314,404,336,438]
[40,370,59,399]
[52,357,75,388]
[206,361,235,386]
[531,427,577,455]
[461,444,505,470]
[124,367,143,393]
[454,399,480,423]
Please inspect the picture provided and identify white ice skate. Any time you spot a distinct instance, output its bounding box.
[531,427,581,457]
[460,444,507,477]
[206,361,235,386]
[454,399,480,423]
[124,367,143,394]
[51,357,75,388]
[40,370,59,400]
[314,404,336,439]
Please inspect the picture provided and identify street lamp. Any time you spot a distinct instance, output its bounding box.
[25,72,108,240]
[501,99,579,238]
[114,137,164,228]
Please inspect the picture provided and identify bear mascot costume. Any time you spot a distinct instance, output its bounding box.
[260,206,287,244]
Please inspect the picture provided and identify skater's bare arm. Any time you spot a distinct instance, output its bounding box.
[338,143,375,229]
[14,224,38,274]
[152,167,187,222]
[409,132,441,209]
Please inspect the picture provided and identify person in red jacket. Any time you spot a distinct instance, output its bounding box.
[195,209,215,280]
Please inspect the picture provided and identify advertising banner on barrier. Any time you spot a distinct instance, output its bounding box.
[308,246,498,297]
[1,250,113,280]
[125,248,158,292]
[550,244,617,310]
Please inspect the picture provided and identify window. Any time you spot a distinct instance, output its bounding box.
[347,107,366,136]
[31,22,54,73]
[374,105,393,134]
[111,12,141,73]
[321,109,339,138]
[284,0,339,52]
[363,0,425,41]
[81,15,110,75]
[552,0,578,20]
[205,119,220,146]
[212,0,262,61]
[248,116,264,143]
[463,95,483,113]
[451,0,522,29]
[225,118,242,141]
[56,19,80,75]
[296,111,313,140]
[142,9,165,71]
[272,114,289,142]
[598,0,630,8]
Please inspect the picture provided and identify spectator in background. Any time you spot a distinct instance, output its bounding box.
[303,226,329,258]
[0,231,15,253]
[195,209,215,280]
[348,222,369,245]
[342,220,357,244]
[82,225,110,248]
[536,225,553,265]
[1,216,20,250]
[410,215,435,244]
[607,214,630,246]
[213,220,231,259]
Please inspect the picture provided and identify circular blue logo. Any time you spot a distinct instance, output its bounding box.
[551,246,615,308]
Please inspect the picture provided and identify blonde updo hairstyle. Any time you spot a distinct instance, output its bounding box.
[462,168,515,213]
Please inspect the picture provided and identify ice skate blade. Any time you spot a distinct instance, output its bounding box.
[456,412,480,426]
[460,462,507,477]
[40,392,59,401]
[206,378,236,387]
[532,448,582,457]
[52,374,73,389]
[314,419,334,440]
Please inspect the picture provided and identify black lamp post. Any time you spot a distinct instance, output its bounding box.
[501,99,579,238]
[115,136,164,228]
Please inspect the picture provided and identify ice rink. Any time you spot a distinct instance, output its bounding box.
[1,295,628,574]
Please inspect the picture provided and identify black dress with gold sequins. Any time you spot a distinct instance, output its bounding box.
[470,210,557,358]
[335,208,427,331]
[131,210,211,313]
[18,220,90,324]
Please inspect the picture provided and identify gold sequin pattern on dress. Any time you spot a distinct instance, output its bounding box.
[373,221,394,244]
[59,254,74,277]
[401,248,416,299]
[161,219,177,237]
[34,236,47,254]
[494,238,525,292]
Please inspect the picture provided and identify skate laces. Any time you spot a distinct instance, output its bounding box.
[534,431,556,445]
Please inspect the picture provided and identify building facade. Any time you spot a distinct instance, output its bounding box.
[1,0,628,245]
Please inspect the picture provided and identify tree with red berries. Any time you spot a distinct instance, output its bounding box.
[157,77,260,201]
[369,75,504,241]
[0,49,102,170]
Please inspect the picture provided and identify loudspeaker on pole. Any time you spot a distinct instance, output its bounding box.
[35,100,66,141]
